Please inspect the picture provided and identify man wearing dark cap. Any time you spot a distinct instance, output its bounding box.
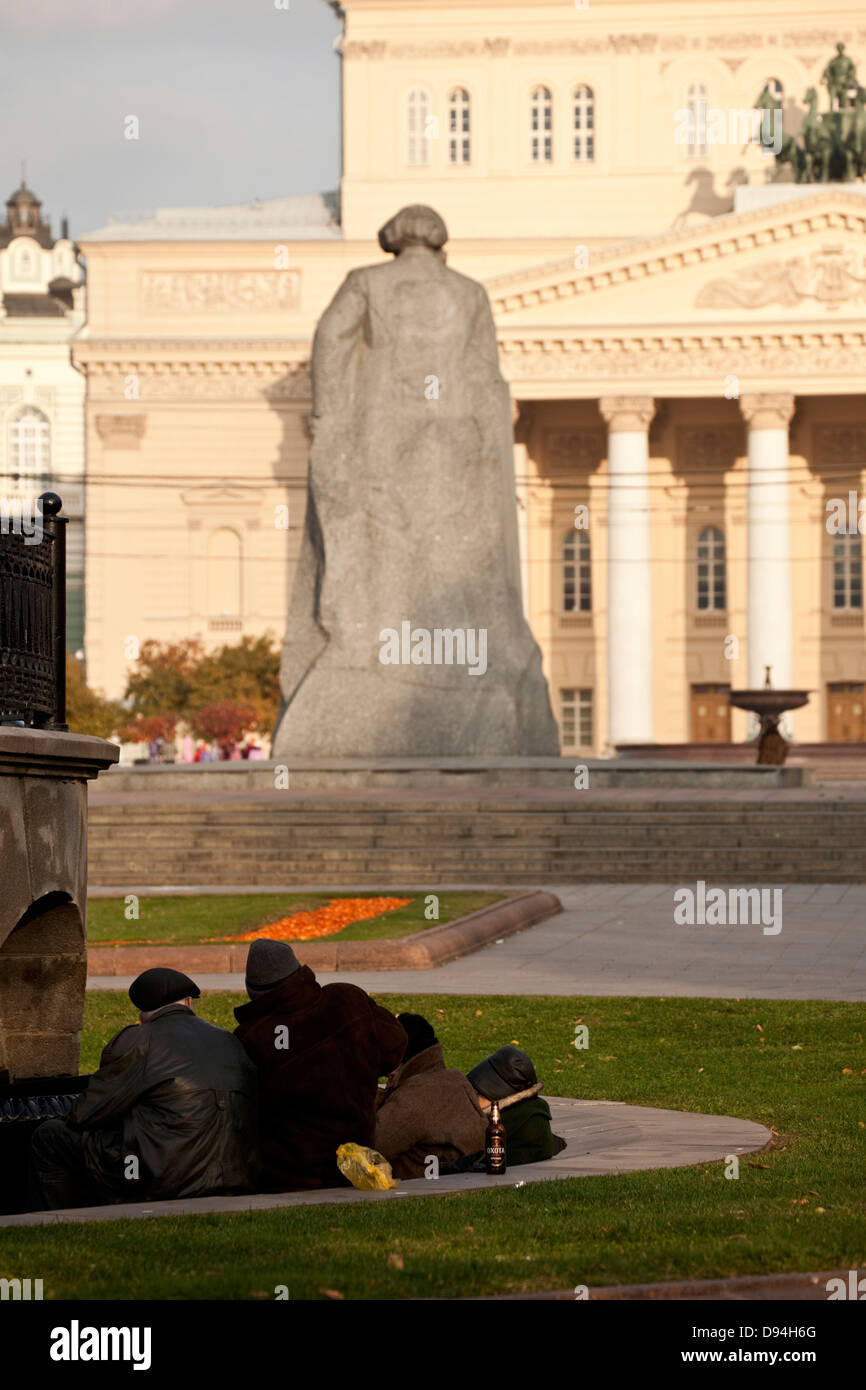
[233,940,407,1190]
[30,968,259,1210]
[373,1013,487,1179]
[467,1046,567,1167]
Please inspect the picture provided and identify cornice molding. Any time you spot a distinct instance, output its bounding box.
[73,343,312,402]
[73,339,311,359]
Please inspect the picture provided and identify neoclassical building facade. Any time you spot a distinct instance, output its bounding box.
[0,181,87,651]
[74,0,866,751]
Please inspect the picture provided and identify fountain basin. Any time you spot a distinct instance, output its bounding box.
[729,690,811,717]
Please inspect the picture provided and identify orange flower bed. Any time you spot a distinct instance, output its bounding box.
[223,896,412,943]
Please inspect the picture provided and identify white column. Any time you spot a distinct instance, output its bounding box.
[740,394,795,691]
[512,399,531,620]
[599,396,655,747]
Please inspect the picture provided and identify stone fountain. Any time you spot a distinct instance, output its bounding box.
[729,667,811,765]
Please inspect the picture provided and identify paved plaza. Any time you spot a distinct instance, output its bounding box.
[87,881,866,1000]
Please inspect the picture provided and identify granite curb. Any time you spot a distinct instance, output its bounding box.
[86,888,562,976]
[462,1268,860,1301]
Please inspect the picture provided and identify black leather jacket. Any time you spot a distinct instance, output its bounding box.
[69,1003,259,1199]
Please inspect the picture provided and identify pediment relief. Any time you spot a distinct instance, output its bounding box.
[696,246,866,311]
[487,192,866,327]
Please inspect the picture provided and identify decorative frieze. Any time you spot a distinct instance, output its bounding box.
[389,37,510,59]
[141,270,301,313]
[94,415,146,447]
[499,333,866,385]
[342,40,387,59]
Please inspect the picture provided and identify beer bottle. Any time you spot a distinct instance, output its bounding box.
[485,1101,507,1175]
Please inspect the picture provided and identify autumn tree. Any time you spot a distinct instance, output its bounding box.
[65,656,125,741]
[189,700,259,752]
[189,634,280,732]
[123,638,205,718]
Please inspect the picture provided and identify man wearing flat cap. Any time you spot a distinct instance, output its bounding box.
[31,968,259,1209]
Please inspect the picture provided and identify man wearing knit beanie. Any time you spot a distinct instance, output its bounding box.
[234,939,407,1191]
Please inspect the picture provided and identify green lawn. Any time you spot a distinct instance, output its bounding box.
[85,892,505,946]
[1,993,863,1299]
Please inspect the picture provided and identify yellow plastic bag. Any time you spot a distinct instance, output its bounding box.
[336,1142,399,1191]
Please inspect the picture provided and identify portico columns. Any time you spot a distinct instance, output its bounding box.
[739,394,795,691]
[599,396,656,747]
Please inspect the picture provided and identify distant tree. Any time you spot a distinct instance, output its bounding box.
[189,634,280,732]
[65,656,125,740]
[123,638,205,718]
[115,713,179,745]
[189,700,258,753]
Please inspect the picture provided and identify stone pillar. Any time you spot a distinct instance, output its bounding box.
[599,397,656,747]
[0,728,118,1080]
[739,394,795,691]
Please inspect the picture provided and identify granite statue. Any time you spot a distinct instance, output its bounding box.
[272,204,559,758]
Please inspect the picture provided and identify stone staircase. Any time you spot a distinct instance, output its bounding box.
[86,793,866,886]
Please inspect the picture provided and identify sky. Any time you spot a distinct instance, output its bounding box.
[0,0,342,237]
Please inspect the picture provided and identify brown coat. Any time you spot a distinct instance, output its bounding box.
[234,966,406,1191]
[374,1042,487,1179]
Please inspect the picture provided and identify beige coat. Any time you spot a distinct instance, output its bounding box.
[374,1042,487,1179]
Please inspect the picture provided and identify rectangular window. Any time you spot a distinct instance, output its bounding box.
[561,689,593,749]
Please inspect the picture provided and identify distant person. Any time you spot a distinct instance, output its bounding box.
[247,737,264,761]
[181,734,194,763]
[374,1013,487,1179]
[30,969,259,1210]
[467,1046,566,1167]
[234,940,406,1191]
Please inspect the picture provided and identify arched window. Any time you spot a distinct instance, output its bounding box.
[8,406,50,479]
[531,86,553,163]
[696,527,726,611]
[564,528,591,612]
[684,80,708,158]
[448,88,471,164]
[406,88,432,167]
[207,528,242,619]
[573,85,594,162]
[833,532,863,609]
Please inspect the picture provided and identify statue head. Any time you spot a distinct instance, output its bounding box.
[378,205,449,256]
[837,42,846,55]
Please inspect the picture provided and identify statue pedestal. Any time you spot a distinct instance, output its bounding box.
[0,727,118,1081]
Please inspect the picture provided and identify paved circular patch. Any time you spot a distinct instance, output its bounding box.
[0,1098,771,1228]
